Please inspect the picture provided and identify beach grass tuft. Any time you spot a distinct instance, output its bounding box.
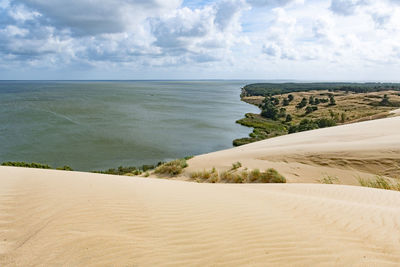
[318,175,340,184]
[191,165,286,184]
[230,161,242,171]
[154,159,188,176]
[358,176,400,191]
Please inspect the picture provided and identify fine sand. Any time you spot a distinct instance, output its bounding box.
[184,116,400,184]
[1,116,400,265]
[1,166,400,266]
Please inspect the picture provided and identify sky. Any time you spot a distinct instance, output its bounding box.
[1,0,400,80]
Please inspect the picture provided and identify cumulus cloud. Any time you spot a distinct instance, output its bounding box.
[247,0,302,7]
[1,0,400,79]
[329,0,368,16]
[12,0,182,35]
[150,0,247,64]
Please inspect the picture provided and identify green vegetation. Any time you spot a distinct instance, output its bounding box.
[358,176,400,191]
[288,118,336,134]
[329,94,336,106]
[242,82,400,96]
[1,161,51,169]
[370,94,400,107]
[296,97,308,109]
[231,161,242,170]
[94,166,143,176]
[93,163,158,176]
[56,165,73,171]
[235,82,400,146]
[191,166,286,184]
[190,167,219,183]
[154,159,188,176]
[233,113,287,146]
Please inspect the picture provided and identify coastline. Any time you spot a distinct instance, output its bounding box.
[2,90,400,265]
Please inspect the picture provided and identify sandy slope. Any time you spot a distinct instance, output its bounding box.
[185,116,400,184]
[0,166,400,266]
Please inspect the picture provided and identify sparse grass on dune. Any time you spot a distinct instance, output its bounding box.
[358,176,400,191]
[190,168,219,183]
[154,159,188,176]
[230,161,242,170]
[190,165,286,184]
[318,175,340,184]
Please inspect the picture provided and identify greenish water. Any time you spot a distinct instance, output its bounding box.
[0,81,259,171]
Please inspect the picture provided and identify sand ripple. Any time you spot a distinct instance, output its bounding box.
[0,167,400,266]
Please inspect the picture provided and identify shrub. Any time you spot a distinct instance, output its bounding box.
[296,97,308,109]
[309,96,315,105]
[261,103,278,120]
[249,169,261,182]
[315,118,336,128]
[305,106,314,114]
[329,95,336,106]
[56,165,73,171]
[98,166,141,175]
[141,164,155,171]
[379,94,390,106]
[154,159,188,176]
[1,161,51,169]
[289,119,319,133]
[261,168,286,183]
[283,98,290,106]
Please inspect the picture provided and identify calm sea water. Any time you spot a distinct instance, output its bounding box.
[0,81,259,171]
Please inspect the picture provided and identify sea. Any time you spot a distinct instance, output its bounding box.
[0,80,260,171]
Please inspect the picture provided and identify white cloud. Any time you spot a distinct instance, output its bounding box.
[247,0,303,7]
[12,0,182,35]
[1,0,400,79]
[150,0,248,64]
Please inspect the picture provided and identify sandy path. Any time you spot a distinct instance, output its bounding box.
[1,166,400,266]
[185,116,400,184]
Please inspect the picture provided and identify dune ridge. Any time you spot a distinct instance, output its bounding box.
[0,166,400,266]
[184,116,400,184]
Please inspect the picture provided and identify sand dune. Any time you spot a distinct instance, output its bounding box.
[1,117,400,265]
[0,166,400,266]
[185,116,400,184]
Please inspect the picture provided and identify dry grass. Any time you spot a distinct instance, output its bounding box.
[190,168,219,183]
[358,176,400,191]
[318,175,340,184]
[230,162,242,171]
[244,90,400,125]
[278,90,400,124]
[190,165,286,184]
[154,159,188,176]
